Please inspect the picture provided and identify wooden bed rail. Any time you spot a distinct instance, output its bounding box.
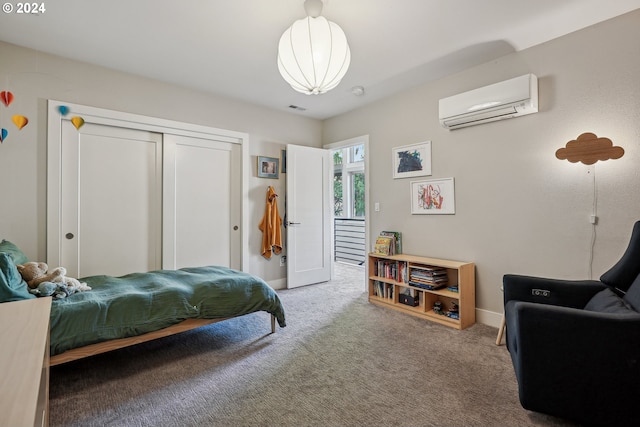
[50,314,277,366]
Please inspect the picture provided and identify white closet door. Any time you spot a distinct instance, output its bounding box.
[162,134,242,270]
[60,121,163,278]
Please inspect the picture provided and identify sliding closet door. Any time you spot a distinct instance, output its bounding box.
[60,121,163,278]
[162,134,241,270]
[48,100,249,276]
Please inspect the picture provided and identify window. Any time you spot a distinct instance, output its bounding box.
[333,144,365,218]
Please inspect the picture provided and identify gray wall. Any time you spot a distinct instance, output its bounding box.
[323,10,640,323]
[0,41,321,285]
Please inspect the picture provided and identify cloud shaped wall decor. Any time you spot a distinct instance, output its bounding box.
[555,132,624,165]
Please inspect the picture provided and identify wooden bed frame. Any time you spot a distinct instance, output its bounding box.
[49,314,277,366]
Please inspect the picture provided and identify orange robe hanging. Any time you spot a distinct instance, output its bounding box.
[259,186,283,259]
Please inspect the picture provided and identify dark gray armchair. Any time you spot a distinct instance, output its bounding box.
[504,221,640,426]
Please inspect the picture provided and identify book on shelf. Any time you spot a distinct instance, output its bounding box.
[401,287,418,298]
[398,261,407,283]
[409,281,446,290]
[380,231,402,254]
[373,281,383,298]
[373,235,394,255]
[373,281,393,299]
[408,265,448,290]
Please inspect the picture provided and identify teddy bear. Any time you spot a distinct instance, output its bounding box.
[17,262,91,294]
[17,261,62,288]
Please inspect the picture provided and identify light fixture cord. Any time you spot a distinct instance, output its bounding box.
[589,165,597,279]
[304,0,323,17]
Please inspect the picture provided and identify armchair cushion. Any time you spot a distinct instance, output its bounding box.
[584,288,634,314]
[622,273,640,311]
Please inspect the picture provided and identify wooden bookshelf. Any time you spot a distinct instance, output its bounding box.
[368,253,475,329]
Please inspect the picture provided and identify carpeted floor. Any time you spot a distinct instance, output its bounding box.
[49,263,576,426]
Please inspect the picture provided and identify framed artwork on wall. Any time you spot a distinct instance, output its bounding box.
[392,141,432,179]
[410,177,455,214]
[257,156,279,179]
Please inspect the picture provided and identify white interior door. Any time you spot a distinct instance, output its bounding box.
[286,144,332,288]
[162,134,241,270]
[60,121,163,278]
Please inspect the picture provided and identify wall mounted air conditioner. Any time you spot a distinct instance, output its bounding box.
[438,74,538,130]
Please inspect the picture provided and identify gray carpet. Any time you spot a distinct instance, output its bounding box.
[49,263,575,427]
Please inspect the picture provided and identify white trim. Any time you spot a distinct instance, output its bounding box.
[47,100,250,271]
[48,100,246,142]
[241,135,249,272]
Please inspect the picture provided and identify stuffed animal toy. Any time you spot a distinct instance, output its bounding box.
[17,262,91,294]
[29,281,72,299]
[17,262,63,288]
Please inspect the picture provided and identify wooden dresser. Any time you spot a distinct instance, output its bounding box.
[0,297,51,427]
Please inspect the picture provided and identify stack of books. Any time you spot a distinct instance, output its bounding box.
[408,266,448,290]
[373,231,402,256]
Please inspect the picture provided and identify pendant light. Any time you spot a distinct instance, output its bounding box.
[277,0,351,95]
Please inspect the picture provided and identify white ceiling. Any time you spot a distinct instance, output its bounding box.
[1,0,639,119]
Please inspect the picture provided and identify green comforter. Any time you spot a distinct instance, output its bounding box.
[50,266,286,356]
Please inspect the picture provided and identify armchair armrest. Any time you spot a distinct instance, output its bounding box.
[508,300,640,356]
[503,274,605,309]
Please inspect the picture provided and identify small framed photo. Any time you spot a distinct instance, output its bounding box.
[257,156,280,179]
[392,141,432,179]
[410,177,455,215]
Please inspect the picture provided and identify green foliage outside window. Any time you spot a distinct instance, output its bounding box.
[332,145,364,217]
[353,173,365,217]
[334,172,343,216]
[333,151,343,165]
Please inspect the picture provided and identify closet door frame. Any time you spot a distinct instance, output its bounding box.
[47,100,249,272]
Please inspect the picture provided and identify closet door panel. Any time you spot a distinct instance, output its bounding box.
[60,121,163,278]
[163,135,241,270]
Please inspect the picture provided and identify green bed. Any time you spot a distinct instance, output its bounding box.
[1,239,286,365]
[47,265,286,362]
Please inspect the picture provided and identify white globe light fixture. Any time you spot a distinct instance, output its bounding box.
[277,0,351,95]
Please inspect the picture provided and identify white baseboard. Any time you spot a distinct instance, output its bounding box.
[268,278,287,290]
[268,279,505,330]
[476,308,503,329]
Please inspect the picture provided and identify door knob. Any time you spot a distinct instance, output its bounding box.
[65,233,74,239]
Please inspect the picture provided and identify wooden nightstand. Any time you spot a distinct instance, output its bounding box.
[0,297,52,427]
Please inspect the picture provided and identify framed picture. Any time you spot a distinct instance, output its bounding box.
[410,177,455,215]
[392,141,432,179]
[257,156,279,179]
